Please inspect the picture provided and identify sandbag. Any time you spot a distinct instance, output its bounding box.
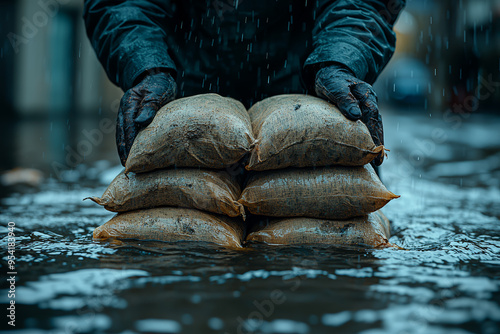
[85,169,245,218]
[246,211,395,248]
[125,94,255,173]
[246,94,384,171]
[93,207,245,248]
[239,164,399,219]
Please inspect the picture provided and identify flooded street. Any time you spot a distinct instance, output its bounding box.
[1,109,499,334]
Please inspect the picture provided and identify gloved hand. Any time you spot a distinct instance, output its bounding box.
[116,70,177,166]
[315,64,384,166]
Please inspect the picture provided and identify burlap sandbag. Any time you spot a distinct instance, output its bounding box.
[85,169,245,218]
[93,207,245,248]
[125,94,255,173]
[246,211,396,248]
[246,94,384,171]
[239,164,399,219]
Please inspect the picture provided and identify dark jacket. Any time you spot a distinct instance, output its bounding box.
[84,0,405,105]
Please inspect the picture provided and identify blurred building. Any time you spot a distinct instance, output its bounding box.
[1,0,122,119]
[377,0,500,111]
[0,0,122,173]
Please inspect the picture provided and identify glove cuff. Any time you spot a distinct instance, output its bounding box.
[133,68,176,87]
[303,41,370,88]
[120,45,177,91]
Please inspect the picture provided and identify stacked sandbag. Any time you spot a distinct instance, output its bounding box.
[240,94,399,248]
[246,211,397,249]
[125,94,254,173]
[239,165,397,220]
[88,94,255,248]
[246,94,384,170]
[86,169,244,217]
[93,208,244,249]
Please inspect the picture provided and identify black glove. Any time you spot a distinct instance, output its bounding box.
[315,64,384,166]
[116,70,177,166]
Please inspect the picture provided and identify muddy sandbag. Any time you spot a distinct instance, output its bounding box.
[246,94,384,171]
[125,94,255,173]
[85,169,245,218]
[239,164,399,219]
[246,211,396,249]
[93,207,245,248]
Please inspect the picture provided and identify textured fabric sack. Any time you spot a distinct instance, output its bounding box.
[239,164,399,219]
[93,207,245,248]
[125,94,255,173]
[85,169,245,218]
[246,94,384,171]
[246,211,395,248]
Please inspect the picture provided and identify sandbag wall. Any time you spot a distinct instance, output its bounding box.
[87,94,255,248]
[239,95,399,248]
[88,93,400,249]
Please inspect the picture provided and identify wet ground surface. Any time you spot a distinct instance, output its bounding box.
[1,109,499,334]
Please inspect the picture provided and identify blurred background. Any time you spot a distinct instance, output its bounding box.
[1,0,500,181]
[1,0,123,182]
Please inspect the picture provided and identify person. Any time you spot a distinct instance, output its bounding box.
[84,0,406,166]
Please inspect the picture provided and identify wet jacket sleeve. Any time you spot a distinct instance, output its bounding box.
[83,0,177,91]
[304,0,406,85]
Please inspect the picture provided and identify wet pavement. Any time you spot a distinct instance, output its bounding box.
[1,108,499,334]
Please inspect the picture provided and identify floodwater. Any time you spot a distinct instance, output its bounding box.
[1,108,499,334]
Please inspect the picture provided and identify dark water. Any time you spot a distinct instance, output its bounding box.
[1,109,499,334]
